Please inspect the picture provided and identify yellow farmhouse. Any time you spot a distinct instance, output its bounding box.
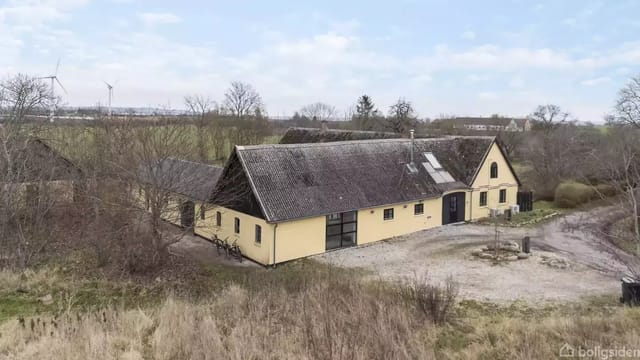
[181,135,521,266]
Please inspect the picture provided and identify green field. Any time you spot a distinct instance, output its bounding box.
[38,124,281,166]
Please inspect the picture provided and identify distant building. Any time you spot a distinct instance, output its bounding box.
[279,125,401,144]
[436,117,531,132]
[0,137,82,205]
[137,158,223,232]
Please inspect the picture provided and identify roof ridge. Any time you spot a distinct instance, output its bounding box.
[239,135,495,150]
[285,126,398,135]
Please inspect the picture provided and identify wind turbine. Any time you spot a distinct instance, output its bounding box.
[37,59,67,122]
[104,80,114,119]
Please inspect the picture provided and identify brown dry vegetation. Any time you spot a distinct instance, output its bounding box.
[1,263,640,360]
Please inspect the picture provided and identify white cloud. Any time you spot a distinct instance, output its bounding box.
[509,76,525,88]
[0,0,87,28]
[580,76,611,86]
[139,12,182,27]
[466,74,489,83]
[3,2,636,121]
[461,31,476,40]
[415,44,573,71]
[478,91,499,100]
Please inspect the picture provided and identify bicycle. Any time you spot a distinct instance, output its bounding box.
[228,240,243,263]
[212,236,226,256]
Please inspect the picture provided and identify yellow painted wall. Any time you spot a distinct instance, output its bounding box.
[273,216,326,263]
[205,206,273,265]
[357,197,444,245]
[469,142,519,220]
[136,187,274,265]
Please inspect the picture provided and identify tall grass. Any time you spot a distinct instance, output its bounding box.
[0,274,437,360]
[2,265,640,359]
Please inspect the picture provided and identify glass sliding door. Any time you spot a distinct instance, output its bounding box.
[325,211,357,250]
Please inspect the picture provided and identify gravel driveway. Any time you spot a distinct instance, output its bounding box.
[315,207,635,303]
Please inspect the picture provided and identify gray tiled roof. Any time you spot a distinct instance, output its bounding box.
[0,138,81,182]
[279,127,401,144]
[139,158,223,201]
[233,136,495,222]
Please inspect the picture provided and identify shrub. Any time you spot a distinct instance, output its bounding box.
[554,182,596,208]
[594,184,618,197]
[399,275,458,324]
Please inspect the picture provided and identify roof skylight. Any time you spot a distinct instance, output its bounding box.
[421,152,455,184]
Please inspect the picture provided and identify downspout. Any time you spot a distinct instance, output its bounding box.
[469,190,473,221]
[272,223,278,268]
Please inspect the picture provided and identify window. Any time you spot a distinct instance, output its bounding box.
[325,211,357,250]
[490,162,498,179]
[255,225,262,244]
[383,208,394,221]
[216,211,222,227]
[414,203,424,215]
[234,217,240,234]
[479,192,487,207]
[499,189,507,203]
[200,205,206,220]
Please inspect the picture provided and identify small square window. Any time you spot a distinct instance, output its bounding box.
[255,225,262,244]
[414,203,424,215]
[216,211,222,226]
[383,208,394,220]
[499,189,507,203]
[480,192,487,207]
[234,217,240,234]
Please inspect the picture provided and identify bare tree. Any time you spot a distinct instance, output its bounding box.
[522,105,578,198]
[615,74,640,128]
[0,74,50,123]
[593,128,640,257]
[184,94,216,162]
[130,123,196,265]
[78,115,197,270]
[0,74,59,269]
[386,98,417,134]
[223,81,263,119]
[528,104,569,133]
[299,102,337,122]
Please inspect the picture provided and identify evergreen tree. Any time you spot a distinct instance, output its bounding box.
[354,94,377,130]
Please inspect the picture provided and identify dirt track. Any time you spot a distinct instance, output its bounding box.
[315,207,636,303]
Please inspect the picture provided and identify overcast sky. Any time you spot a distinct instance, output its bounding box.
[1,0,639,121]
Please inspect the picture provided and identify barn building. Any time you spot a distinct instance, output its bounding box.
[196,134,521,265]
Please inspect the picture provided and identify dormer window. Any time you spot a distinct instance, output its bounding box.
[490,162,498,179]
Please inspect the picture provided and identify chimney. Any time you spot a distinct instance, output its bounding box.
[320,120,328,133]
[410,129,415,165]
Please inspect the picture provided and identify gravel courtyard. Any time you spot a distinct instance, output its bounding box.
[315,207,636,303]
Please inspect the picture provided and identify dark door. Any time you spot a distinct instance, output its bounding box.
[180,200,195,230]
[326,211,357,250]
[442,192,466,225]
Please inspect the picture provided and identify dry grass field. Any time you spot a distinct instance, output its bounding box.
[1,259,640,360]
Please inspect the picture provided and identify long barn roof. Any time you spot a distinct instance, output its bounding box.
[279,127,401,144]
[218,136,496,223]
